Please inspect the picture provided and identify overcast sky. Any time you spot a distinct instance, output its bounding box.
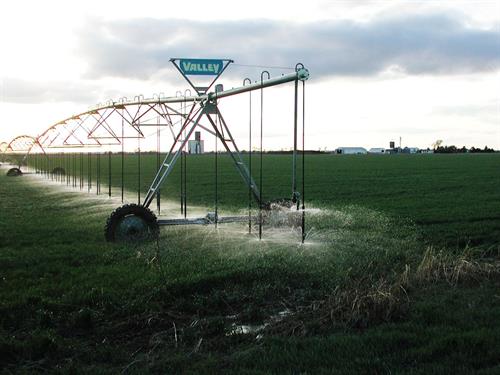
[0,0,499,150]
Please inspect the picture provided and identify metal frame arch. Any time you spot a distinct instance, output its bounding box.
[3,62,310,243]
[37,123,67,149]
[6,135,38,153]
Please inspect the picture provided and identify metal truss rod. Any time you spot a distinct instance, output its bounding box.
[205,106,260,204]
[143,105,205,208]
[208,69,309,101]
[48,69,309,130]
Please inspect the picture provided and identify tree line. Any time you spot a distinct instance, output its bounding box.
[435,145,496,153]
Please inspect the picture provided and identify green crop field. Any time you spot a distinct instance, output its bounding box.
[23,152,500,247]
[1,153,499,373]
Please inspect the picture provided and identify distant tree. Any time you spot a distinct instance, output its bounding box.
[432,140,443,150]
[435,145,458,153]
[469,146,495,153]
[435,145,496,154]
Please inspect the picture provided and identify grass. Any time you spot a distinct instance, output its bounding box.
[21,152,500,248]
[1,165,500,373]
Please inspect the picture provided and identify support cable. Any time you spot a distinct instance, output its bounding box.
[183,97,188,218]
[293,78,299,209]
[74,153,77,188]
[66,152,70,186]
[88,152,91,193]
[259,71,270,240]
[138,122,141,205]
[243,78,253,234]
[184,90,191,219]
[156,114,161,213]
[97,152,101,195]
[180,98,184,215]
[214,103,218,228]
[80,152,83,190]
[301,78,306,243]
[108,151,112,197]
[183,123,187,219]
[121,113,125,202]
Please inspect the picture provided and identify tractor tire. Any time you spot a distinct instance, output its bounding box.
[52,167,66,175]
[6,168,22,177]
[105,204,159,243]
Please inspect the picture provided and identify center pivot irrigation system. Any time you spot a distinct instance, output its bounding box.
[1,58,309,243]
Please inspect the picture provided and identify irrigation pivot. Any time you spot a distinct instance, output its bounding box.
[1,57,308,243]
[105,58,309,243]
[3,135,45,176]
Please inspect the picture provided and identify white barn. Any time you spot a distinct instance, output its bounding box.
[368,148,386,154]
[335,147,367,155]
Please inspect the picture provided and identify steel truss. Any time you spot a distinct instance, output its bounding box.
[4,62,309,242]
[140,67,309,235]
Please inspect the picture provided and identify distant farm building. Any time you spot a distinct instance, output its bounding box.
[387,146,424,154]
[368,148,386,154]
[402,147,419,154]
[335,147,367,155]
[188,131,204,154]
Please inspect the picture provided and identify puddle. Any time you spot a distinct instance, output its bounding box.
[225,308,293,338]
[226,323,267,336]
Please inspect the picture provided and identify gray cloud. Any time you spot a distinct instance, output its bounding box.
[2,13,498,105]
[77,13,500,80]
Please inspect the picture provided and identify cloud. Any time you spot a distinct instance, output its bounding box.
[0,78,98,104]
[432,100,500,125]
[2,12,498,105]
[77,13,500,80]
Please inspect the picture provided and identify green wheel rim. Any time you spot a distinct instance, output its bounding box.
[115,215,149,241]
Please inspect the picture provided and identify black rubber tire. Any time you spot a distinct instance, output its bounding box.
[52,167,66,175]
[6,168,22,177]
[104,204,159,242]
